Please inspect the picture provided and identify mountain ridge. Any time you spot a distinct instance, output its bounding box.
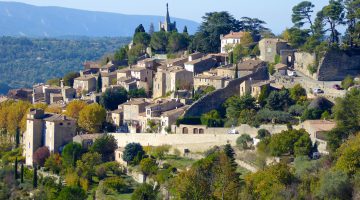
[0,1,199,37]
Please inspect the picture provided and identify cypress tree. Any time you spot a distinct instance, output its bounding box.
[14,157,18,179]
[183,26,188,34]
[96,73,102,93]
[15,127,20,148]
[33,166,38,188]
[20,163,24,183]
[234,64,239,79]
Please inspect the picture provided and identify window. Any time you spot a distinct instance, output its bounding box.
[59,123,63,126]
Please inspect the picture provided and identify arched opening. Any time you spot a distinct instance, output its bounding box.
[183,127,188,134]
[193,128,198,134]
[199,129,204,134]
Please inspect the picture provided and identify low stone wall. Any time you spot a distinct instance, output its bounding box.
[109,133,240,152]
[183,66,269,117]
[294,52,317,79]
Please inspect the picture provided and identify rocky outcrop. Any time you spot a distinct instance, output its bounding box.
[317,49,360,81]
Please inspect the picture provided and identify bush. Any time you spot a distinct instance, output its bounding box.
[341,75,354,89]
[288,104,306,116]
[236,134,253,150]
[257,129,270,139]
[103,177,130,193]
[256,109,293,124]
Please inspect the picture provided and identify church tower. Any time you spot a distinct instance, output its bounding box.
[159,3,177,32]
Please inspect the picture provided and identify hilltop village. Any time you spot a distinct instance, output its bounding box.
[1,1,360,199]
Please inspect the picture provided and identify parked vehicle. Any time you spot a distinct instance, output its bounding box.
[313,88,324,94]
[332,84,342,90]
[288,70,297,77]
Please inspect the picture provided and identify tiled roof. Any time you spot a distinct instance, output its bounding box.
[222,31,247,39]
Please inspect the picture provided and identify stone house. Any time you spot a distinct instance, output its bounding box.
[184,56,218,75]
[7,88,32,102]
[73,75,97,93]
[23,109,76,166]
[117,77,138,91]
[275,63,288,76]
[153,66,193,98]
[220,31,247,53]
[166,57,189,67]
[130,67,153,87]
[122,98,151,133]
[101,72,117,91]
[239,80,270,99]
[117,68,132,79]
[72,134,102,149]
[137,58,156,69]
[300,120,336,154]
[259,38,290,63]
[160,106,189,134]
[194,74,230,90]
[109,108,124,127]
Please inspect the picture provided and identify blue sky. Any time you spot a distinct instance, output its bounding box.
[4,0,330,33]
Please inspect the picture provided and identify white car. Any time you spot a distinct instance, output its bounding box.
[313,88,324,94]
[288,70,297,77]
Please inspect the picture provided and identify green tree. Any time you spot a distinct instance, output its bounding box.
[333,88,360,132]
[233,44,247,63]
[14,157,18,180]
[62,142,82,168]
[123,143,145,164]
[183,26,188,34]
[20,163,24,183]
[78,103,106,133]
[292,1,315,33]
[317,170,352,200]
[268,129,311,156]
[290,83,307,102]
[258,84,271,107]
[192,12,242,53]
[33,167,38,188]
[140,158,158,178]
[236,134,253,150]
[76,152,102,181]
[167,32,189,53]
[127,44,145,65]
[133,32,151,47]
[46,78,61,86]
[321,0,346,44]
[266,89,293,111]
[282,28,310,48]
[114,46,128,62]
[200,110,223,127]
[224,94,256,120]
[135,24,145,34]
[15,127,20,148]
[150,31,168,52]
[44,153,62,174]
[257,129,271,139]
[99,87,128,110]
[63,72,80,87]
[128,88,147,98]
[149,23,155,35]
[335,134,360,175]
[131,183,159,200]
[90,134,118,162]
[56,186,87,200]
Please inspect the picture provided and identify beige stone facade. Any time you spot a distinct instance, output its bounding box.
[23,109,76,166]
[73,75,96,93]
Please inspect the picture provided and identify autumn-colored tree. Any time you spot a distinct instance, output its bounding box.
[44,153,62,174]
[240,32,254,46]
[33,146,50,167]
[78,103,106,133]
[65,100,87,119]
[335,133,360,175]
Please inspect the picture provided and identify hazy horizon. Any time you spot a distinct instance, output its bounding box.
[1,0,330,34]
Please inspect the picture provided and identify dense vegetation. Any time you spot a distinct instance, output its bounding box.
[0,36,131,94]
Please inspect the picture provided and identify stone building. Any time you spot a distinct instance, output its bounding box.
[7,88,32,102]
[194,74,230,90]
[72,134,102,149]
[184,56,218,75]
[101,72,117,92]
[220,31,247,53]
[23,109,76,166]
[159,3,177,32]
[259,38,290,63]
[32,81,75,104]
[153,66,193,98]
[73,75,97,93]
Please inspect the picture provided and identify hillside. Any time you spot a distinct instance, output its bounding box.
[0,2,199,37]
[0,36,131,94]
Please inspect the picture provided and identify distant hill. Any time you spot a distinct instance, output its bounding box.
[0,36,131,94]
[0,2,199,37]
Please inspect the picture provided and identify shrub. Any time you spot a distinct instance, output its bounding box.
[257,129,270,139]
[341,75,354,89]
[103,177,130,193]
[236,134,253,150]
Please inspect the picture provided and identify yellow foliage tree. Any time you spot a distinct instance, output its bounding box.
[240,32,254,46]
[335,133,360,176]
[65,100,87,119]
[78,103,106,133]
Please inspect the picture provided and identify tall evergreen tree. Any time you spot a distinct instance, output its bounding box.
[15,127,20,148]
[33,166,38,188]
[20,163,24,183]
[183,26,188,34]
[14,157,18,179]
[96,73,102,93]
[234,64,239,79]
[292,1,315,34]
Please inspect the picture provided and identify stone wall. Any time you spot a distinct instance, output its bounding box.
[294,52,317,79]
[183,66,269,117]
[317,49,360,81]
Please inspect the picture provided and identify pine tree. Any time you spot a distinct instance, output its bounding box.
[14,157,18,180]
[20,163,24,183]
[223,144,237,169]
[15,127,20,148]
[96,73,102,93]
[33,166,38,188]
